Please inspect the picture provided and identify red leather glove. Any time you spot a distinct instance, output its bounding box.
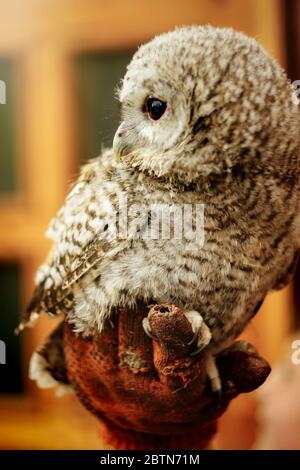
[63,302,271,450]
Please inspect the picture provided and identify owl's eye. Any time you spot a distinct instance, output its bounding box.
[145,97,167,121]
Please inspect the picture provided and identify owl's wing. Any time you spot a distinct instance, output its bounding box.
[17,153,130,332]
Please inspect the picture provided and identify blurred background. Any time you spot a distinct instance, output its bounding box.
[0,0,299,450]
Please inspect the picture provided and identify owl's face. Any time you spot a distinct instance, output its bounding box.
[113,26,298,185]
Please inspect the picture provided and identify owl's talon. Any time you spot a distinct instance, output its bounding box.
[184,310,212,354]
[142,317,153,338]
[211,375,222,394]
[190,344,207,356]
[205,354,222,394]
[187,329,198,346]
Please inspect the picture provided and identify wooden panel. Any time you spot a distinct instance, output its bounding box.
[76,52,133,161]
[0,59,17,194]
[0,1,284,60]
[20,50,77,215]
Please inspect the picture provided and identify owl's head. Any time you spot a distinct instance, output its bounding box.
[113,26,299,185]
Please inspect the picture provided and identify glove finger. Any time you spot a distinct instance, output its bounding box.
[217,344,271,401]
[93,309,120,370]
[148,304,208,395]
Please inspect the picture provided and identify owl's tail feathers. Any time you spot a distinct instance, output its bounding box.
[29,320,73,396]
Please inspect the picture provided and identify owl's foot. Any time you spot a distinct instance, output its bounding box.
[184,310,212,355]
[205,353,222,394]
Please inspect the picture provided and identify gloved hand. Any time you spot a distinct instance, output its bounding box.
[63,301,271,450]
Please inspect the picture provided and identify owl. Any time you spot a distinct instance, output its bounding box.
[20,26,300,393]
